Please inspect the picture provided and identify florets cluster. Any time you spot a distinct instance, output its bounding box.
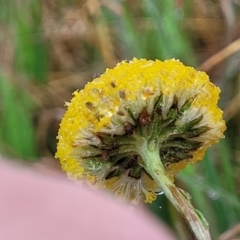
[56,58,226,202]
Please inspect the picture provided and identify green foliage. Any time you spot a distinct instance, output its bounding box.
[12,0,48,83]
[179,143,240,238]
[0,73,37,159]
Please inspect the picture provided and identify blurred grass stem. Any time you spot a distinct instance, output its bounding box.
[199,38,240,72]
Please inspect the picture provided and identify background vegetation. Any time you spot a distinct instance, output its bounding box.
[1,0,240,239]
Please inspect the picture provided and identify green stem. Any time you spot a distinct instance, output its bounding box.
[137,139,211,240]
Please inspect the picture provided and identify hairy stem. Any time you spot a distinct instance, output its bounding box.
[137,139,211,240]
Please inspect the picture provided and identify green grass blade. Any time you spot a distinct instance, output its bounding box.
[218,139,238,195]
[179,149,240,235]
[141,0,196,64]
[0,72,37,159]
[11,0,48,83]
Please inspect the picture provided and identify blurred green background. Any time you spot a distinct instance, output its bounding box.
[1,0,240,239]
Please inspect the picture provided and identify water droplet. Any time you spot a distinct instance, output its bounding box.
[196,176,205,184]
[207,189,220,200]
[174,8,184,20]
[155,191,164,196]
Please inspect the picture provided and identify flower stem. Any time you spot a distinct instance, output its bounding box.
[137,139,211,240]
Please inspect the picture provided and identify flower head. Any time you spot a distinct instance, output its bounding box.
[55,58,226,203]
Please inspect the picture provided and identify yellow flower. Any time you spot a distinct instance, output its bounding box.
[55,58,226,203]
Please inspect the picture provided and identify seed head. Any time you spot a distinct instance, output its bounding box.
[56,58,226,202]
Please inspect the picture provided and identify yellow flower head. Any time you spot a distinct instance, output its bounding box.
[55,58,226,203]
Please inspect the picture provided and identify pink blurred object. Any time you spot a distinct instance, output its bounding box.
[0,159,176,240]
